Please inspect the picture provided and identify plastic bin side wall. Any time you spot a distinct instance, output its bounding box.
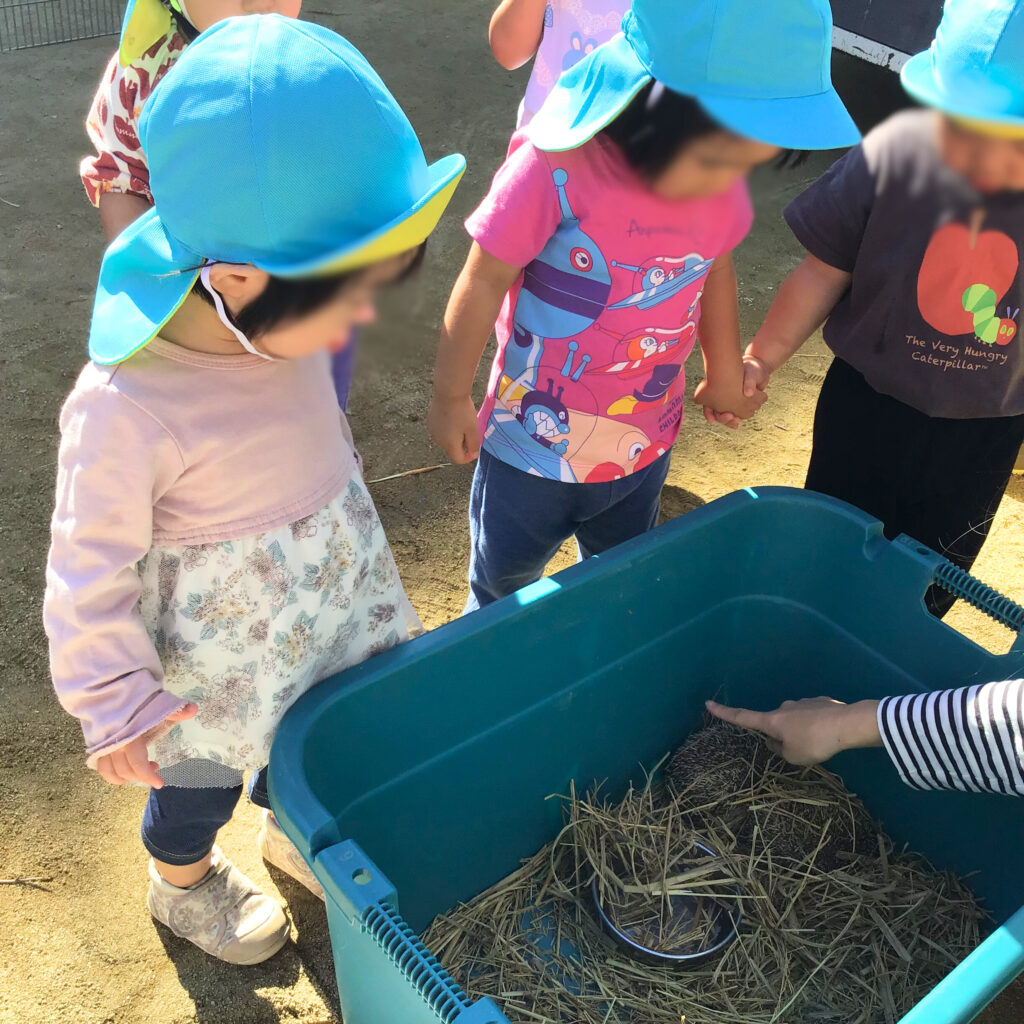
[274,490,905,850]
[308,597,1023,930]
[273,492,1024,924]
[269,489,1024,1024]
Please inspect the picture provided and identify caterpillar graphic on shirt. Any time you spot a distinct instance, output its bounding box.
[962,284,1019,346]
[917,215,1019,345]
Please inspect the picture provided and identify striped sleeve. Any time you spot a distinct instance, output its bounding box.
[878,681,1024,796]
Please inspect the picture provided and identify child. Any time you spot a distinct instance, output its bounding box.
[45,15,464,965]
[707,683,1024,796]
[81,0,300,243]
[489,0,628,128]
[428,0,859,610]
[741,0,1024,617]
[79,0,357,411]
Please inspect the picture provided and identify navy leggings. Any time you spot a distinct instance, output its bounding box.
[141,768,270,866]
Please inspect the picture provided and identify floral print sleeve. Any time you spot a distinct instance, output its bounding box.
[79,32,186,207]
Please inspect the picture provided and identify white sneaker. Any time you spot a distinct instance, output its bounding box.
[147,846,290,964]
[257,810,324,901]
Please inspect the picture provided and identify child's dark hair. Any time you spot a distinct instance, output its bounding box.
[602,81,807,181]
[190,240,427,337]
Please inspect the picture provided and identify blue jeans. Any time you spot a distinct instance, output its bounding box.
[466,448,672,610]
[331,334,358,411]
[141,767,270,866]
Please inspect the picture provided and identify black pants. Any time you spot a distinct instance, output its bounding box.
[806,359,1024,617]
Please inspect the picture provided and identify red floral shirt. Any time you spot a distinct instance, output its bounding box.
[80,30,187,206]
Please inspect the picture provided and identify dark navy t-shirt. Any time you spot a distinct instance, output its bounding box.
[786,110,1024,419]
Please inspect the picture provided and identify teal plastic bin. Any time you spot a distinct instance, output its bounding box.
[269,487,1024,1024]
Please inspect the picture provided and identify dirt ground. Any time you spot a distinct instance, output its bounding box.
[1,7,1022,1023]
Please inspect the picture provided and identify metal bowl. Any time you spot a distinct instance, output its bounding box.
[590,840,741,968]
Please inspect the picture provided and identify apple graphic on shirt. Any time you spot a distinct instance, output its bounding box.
[917,218,1018,338]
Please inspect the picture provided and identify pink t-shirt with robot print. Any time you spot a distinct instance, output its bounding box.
[466,132,752,484]
[519,0,628,128]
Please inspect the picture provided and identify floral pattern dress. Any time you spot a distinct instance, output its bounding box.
[140,474,420,780]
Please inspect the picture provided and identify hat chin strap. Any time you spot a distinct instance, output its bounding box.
[200,265,276,361]
[645,81,666,109]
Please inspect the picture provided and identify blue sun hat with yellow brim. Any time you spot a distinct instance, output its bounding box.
[90,14,466,366]
[528,0,860,153]
[901,0,1024,138]
[119,0,195,66]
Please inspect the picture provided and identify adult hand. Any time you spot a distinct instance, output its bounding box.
[705,696,882,767]
[94,703,198,788]
[427,393,480,464]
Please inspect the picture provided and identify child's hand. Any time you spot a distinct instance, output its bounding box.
[742,354,772,398]
[94,703,198,789]
[427,393,481,464]
[693,378,767,429]
[701,406,743,429]
[705,697,882,766]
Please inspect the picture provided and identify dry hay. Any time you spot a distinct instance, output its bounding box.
[424,723,984,1024]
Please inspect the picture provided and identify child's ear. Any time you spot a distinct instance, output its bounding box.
[207,263,269,305]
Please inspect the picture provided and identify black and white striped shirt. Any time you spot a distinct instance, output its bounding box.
[878,680,1024,796]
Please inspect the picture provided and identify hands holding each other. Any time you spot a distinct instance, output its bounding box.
[695,351,771,429]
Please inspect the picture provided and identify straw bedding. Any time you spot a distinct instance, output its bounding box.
[424,723,984,1024]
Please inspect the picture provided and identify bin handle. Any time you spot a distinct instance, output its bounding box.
[931,560,1024,633]
[315,839,510,1024]
[363,900,509,1024]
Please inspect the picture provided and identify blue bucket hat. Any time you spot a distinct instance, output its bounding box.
[901,0,1024,128]
[528,0,860,153]
[90,14,466,365]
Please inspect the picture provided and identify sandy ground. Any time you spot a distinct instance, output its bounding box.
[1,7,1022,1023]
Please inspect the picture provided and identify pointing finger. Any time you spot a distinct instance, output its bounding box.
[706,700,769,733]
